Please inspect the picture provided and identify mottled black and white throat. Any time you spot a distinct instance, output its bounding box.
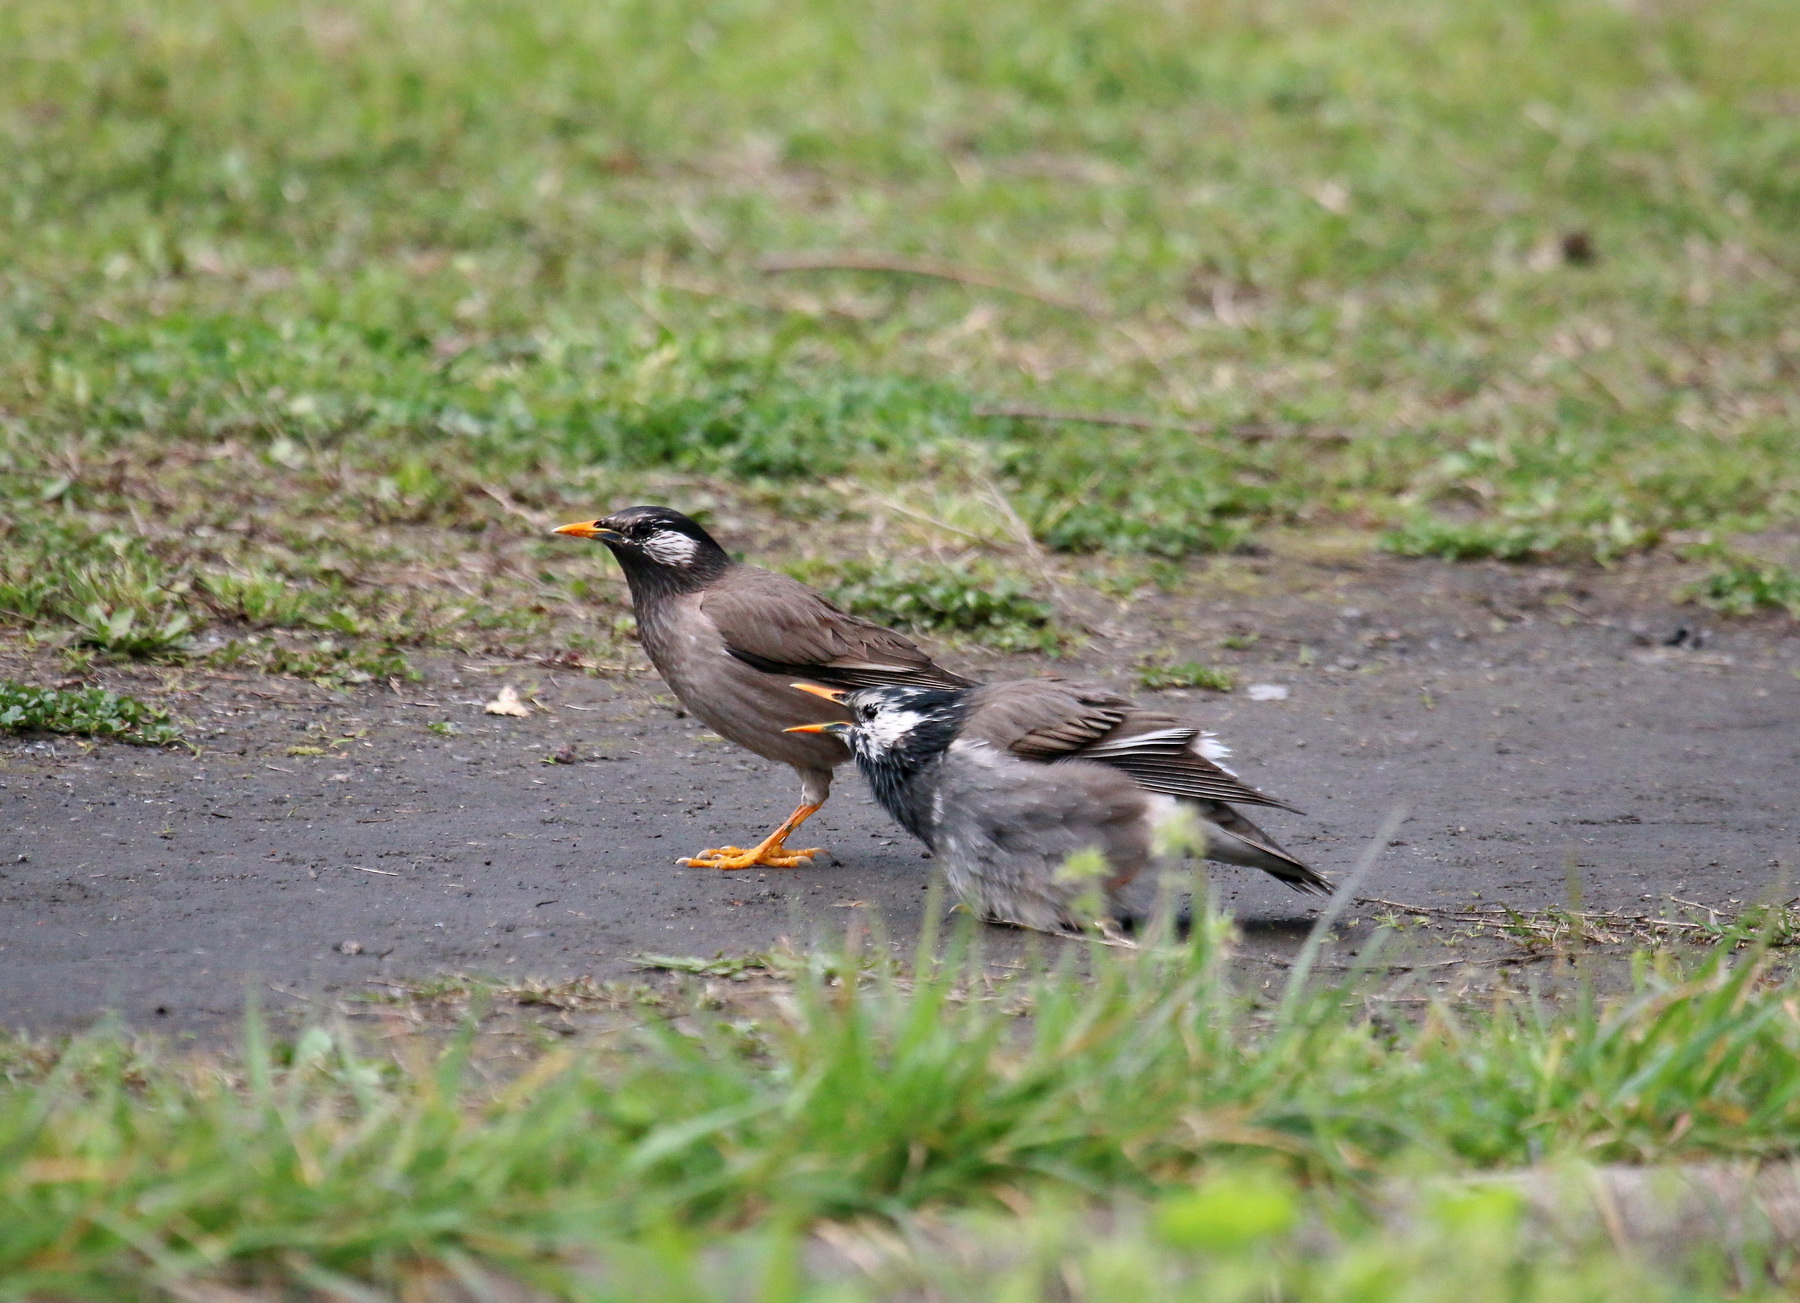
[840,685,969,843]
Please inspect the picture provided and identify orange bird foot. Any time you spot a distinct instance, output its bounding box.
[679,844,824,871]
[677,801,826,871]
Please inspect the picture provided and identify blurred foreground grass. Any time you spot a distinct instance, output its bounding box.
[2,0,1798,673]
[6,913,1800,1299]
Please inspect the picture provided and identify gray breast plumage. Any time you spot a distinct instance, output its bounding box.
[922,740,1163,933]
[635,592,850,772]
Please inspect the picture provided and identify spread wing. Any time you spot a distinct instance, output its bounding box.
[961,679,1299,811]
[703,565,973,690]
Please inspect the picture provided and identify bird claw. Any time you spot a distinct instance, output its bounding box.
[680,845,824,871]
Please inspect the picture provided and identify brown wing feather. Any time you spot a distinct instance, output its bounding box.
[961,680,1130,759]
[963,678,1299,811]
[702,566,972,690]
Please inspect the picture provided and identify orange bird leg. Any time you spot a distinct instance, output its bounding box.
[679,802,825,870]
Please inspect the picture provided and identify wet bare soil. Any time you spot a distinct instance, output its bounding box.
[3,551,1797,1035]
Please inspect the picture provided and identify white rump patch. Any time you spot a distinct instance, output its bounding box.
[642,529,700,566]
[1145,794,1208,858]
[1195,732,1231,762]
[1193,731,1239,775]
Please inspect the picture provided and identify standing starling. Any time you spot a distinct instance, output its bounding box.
[553,506,969,869]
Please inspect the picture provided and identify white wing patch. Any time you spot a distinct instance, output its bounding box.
[1080,725,1194,757]
[948,737,1005,763]
[1062,725,1241,775]
[643,530,700,566]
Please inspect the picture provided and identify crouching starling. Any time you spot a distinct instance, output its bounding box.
[788,679,1323,933]
[553,506,970,869]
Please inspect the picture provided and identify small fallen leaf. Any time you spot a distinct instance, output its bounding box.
[286,745,328,757]
[1246,683,1291,702]
[484,685,531,717]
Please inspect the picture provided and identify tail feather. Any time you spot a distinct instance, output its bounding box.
[1195,801,1330,894]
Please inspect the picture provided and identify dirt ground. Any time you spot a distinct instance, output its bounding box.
[3,548,1797,1035]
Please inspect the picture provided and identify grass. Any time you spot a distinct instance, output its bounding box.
[787,555,1062,651]
[2,0,1799,673]
[2,3,1798,1294]
[4,912,1800,1298]
[0,678,181,745]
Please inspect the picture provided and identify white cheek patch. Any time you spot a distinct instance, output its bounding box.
[642,530,700,566]
[861,708,928,752]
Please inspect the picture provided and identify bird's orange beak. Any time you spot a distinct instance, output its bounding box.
[785,721,851,736]
[552,520,625,542]
[789,683,850,706]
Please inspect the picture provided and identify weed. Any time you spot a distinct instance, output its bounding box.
[1382,515,1581,563]
[0,680,181,745]
[365,973,658,1013]
[510,975,659,1011]
[1137,660,1237,692]
[1363,895,1800,951]
[791,557,1061,651]
[71,605,195,659]
[198,568,320,628]
[632,952,803,980]
[206,636,418,687]
[0,529,198,659]
[1691,556,1800,618]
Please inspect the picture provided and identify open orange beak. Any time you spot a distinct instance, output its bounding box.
[789,682,851,706]
[552,520,624,542]
[786,683,852,736]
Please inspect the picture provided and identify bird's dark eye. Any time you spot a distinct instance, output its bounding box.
[859,704,876,719]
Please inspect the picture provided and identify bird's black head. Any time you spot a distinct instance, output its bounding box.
[553,505,732,594]
[784,684,968,845]
[841,685,967,769]
[840,685,968,844]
